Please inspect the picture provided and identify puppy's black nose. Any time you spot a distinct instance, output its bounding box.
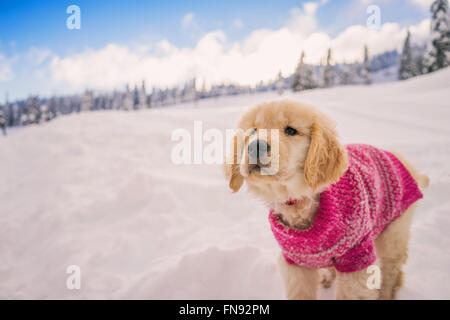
[248,140,271,160]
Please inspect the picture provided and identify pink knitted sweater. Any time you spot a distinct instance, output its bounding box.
[269,144,423,273]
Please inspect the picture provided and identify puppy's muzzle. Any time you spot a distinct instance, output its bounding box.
[248,140,271,165]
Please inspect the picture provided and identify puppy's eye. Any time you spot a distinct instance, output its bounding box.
[284,126,298,136]
[250,127,257,135]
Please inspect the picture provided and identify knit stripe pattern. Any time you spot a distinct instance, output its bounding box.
[269,144,423,273]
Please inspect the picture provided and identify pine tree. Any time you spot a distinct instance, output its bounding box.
[24,96,41,124]
[9,102,18,126]
[111,91,122,110]
[292,51,317,91]
[340,63,357,85]
[323,48,336,88]
[424,0,450,73]
[104,94,113,110]
[150,87,161,107]
[183,78,198,103]
[138,80,148,108]
[361,45,372,85]
[133,85,140,109]
[276,71,284,95]
[292,52,303,91]
[0,107,6,136]
[40,104,52,122]
[81,90,93,112]
[122,84,134,111]
[399,31,418,80]
[47,97,55,119]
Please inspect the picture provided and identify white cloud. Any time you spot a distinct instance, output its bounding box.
[410,0,433,11]
[304,2,320,15]
[286,0,332,35]
[181,12,198,30]
[232,18,244,29]
[287,7,318,35]
[38,2,431,94]
[330,19,430,62]
[26,47,52,65]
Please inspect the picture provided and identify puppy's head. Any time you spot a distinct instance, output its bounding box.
[224,100,348,201]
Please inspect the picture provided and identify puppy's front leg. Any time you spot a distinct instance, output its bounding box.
[335,262,380,300]
[278,254,319,300]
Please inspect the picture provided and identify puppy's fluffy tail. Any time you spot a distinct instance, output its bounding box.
[389,150,430,191]
[417,174,430,190]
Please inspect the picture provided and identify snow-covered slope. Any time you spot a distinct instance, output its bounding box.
[1,69,450,299]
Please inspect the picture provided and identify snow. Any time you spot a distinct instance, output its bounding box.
[1,68,450,299]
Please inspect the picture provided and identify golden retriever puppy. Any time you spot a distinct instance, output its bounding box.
[224,100,428,300]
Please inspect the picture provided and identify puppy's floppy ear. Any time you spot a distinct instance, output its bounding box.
[304,115,348,191]
[223,133,244,193]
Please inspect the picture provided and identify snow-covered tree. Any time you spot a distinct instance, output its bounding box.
[133,85,140,109]
[340,63,357,85]
[276,71,284,95]
[51,97,62,118]
[20,110,29,126]
[104,94,113,110]
[292,51,317,91]
[138,81,148,109]
[423,0,450,73]
[97,95,105,110]
[399,31,418,80]
[0,107,6,136]
[24,96,41,124]
[150,87,161,107]
[40,104,52,122]
[198,81,209,99]
[122,85,134,111]
[323,48,336,88]
[361,45,372,85]
[10,103,20,126]
[183,78,198,103]
[81,90,93,112]
[2,102,10,127]
[110,91,121,110]
[371,50,399,72]
[173,87,183,104]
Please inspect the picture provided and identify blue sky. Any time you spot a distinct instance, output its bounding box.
[0,0,433,101]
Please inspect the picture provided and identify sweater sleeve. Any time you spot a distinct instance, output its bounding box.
[333,233,377,273]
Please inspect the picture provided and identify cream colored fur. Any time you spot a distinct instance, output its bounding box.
[224,100,428,300]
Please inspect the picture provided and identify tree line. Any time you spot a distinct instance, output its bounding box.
[0,0,448,135]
